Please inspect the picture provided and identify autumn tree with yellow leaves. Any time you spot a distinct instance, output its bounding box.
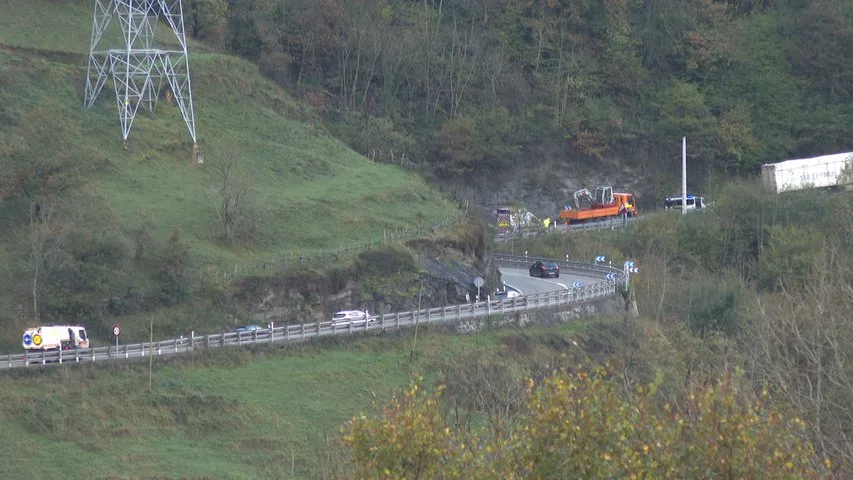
[343,369,830,479]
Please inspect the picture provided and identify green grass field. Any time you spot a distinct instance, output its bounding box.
[0,47,456,264]
[0,321,590,479]
[0,0,192,54]
[0,0,459,346]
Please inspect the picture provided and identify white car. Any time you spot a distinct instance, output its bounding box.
[332,310,372,327]
[494,290,521,299]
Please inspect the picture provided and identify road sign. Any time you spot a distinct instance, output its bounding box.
[473,276,484,288]
[572,281,582,288]
[605,273,616,280]
[22,333,32,346]
[595,255,606,262]
[624,261,639,289]
[113,324,121,337]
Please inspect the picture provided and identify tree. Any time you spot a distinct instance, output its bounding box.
[757,224,820,291]
[211,159,257,244]
[748,246,853,473]
[344,369,830,478]
[184,0,230,45]
[715,105,761,173]
[343,382,475,479]
[19,197,65,322]
[434,116,484,179]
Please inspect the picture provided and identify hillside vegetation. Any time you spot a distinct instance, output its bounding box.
[177,0,853,199]
[2,1,853,478]
[497,182,853,477]
[339,184,852,476]
[0,321,592,479]
[0,0,458,348]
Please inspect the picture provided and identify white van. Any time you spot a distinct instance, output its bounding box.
[332,310,372,327]
[22,325,89,351]
[664,194,707,211]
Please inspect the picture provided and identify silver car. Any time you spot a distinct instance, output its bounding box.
[332,310,371,327]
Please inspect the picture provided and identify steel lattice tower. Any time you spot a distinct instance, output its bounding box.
[84,0,197,149]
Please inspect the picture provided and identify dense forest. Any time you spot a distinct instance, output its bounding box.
[185,0,853,194]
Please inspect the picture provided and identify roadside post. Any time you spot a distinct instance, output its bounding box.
[474,276,484,304]
[113,323,121,352]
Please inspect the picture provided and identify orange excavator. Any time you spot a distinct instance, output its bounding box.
[558,186,638,225]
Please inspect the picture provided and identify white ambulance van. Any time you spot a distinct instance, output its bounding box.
[22,325,90,351]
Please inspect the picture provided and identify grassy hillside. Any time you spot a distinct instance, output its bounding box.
[0,321,590,479]
[0,0,195,54]
[0,0,459,346]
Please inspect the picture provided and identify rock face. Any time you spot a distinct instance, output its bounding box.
[419,256,487,303]
[229,223,500,325]
[453,158,651,225]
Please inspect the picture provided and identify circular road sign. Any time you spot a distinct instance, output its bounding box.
[22,333,32,346]
[33,334,42,346]
[113,324,121,337]
[473,276,485,288]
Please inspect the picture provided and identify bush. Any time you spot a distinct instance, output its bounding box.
[344,370,830,479]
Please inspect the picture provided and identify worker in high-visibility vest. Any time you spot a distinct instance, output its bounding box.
[543,217,551,230]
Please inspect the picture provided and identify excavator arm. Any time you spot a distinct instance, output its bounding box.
[572,188,594,209]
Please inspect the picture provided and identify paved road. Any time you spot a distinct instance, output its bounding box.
[499,267,604,295]
[3,262,615,370]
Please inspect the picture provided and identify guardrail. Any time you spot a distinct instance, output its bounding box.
[1,258,622,370]
[494,216,638,243]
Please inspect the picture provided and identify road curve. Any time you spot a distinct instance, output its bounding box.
[499,267,604,295]
[1,259,619,371]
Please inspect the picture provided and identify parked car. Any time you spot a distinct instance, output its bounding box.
[494,289,521,299]
[529,260,560,278]
[332,310,372,327]
[664,194,707,212]
[234,324,263,333]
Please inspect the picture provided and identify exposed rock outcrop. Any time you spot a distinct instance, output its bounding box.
[229,223,499,325]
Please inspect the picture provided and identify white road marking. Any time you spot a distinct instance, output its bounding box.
[501,271,569,291]
[539,278,569,290]
[502,282,523,295]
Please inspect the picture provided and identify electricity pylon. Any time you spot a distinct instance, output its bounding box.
[84,0,197,153]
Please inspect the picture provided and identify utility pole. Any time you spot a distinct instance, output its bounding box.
[682,137,687,215]
[410,281,424,363]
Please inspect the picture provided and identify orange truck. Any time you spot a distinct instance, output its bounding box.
[558,186,638,224]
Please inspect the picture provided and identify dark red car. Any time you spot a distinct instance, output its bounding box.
[529,260,560,278]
